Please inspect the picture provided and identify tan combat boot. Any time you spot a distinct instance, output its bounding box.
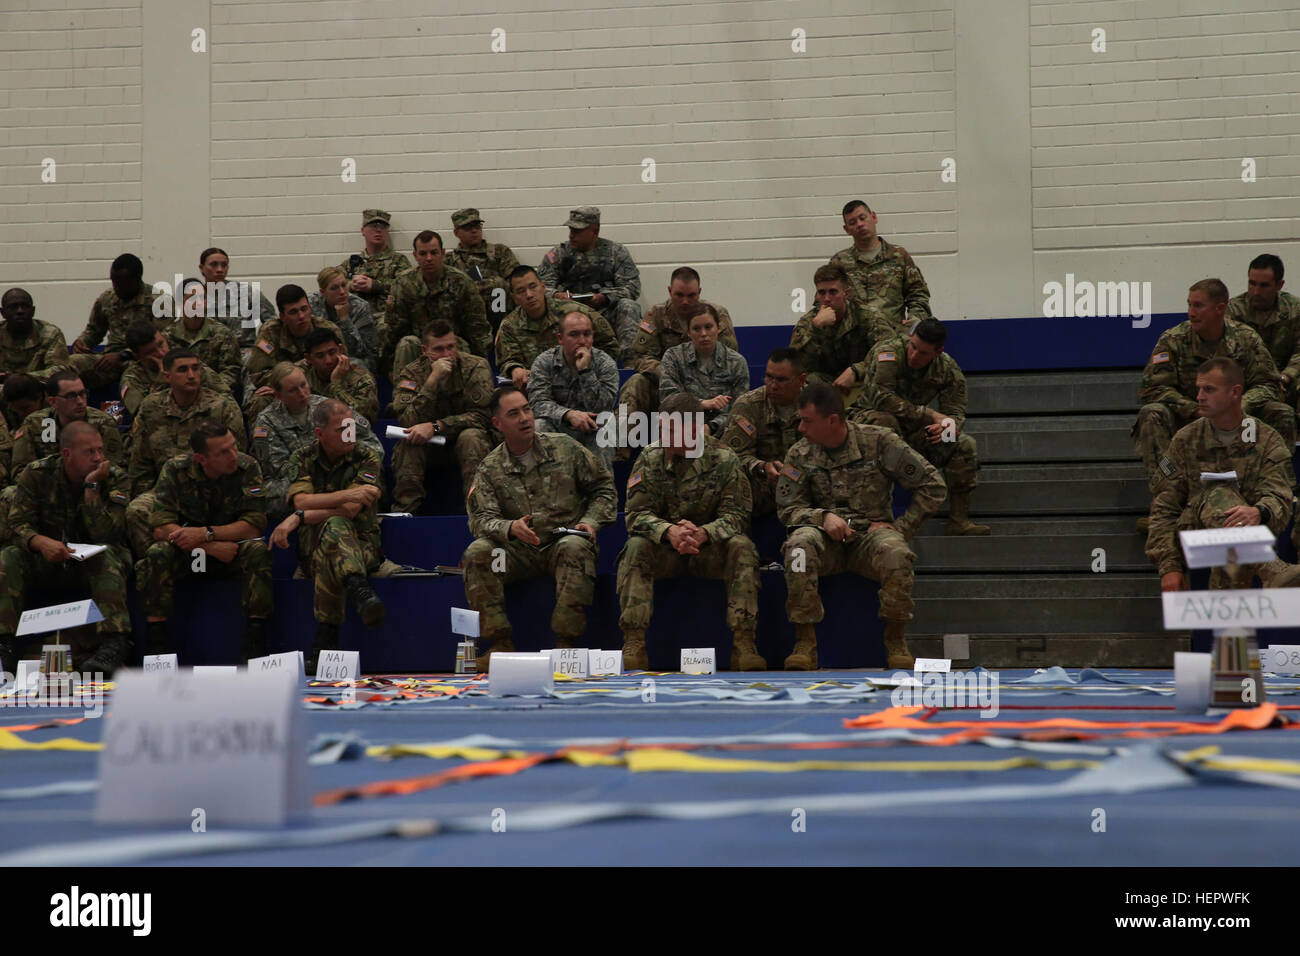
[882,620,915,670]
[621,630,649,671]
[945,492,991,536]
[730,628,766,671]
[475,633,516,672]
[784,623,819,670]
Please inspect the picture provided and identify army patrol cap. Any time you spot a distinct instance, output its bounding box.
[362,209,391,227]
[452,208,484,228]
[565,206,601,229]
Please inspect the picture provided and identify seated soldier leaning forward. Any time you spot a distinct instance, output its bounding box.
[462,385,617,671]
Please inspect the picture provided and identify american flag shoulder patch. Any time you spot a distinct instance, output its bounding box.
[877,351,896,362]
[628,471,643,489]
[257,339,274,354]
[638,320,655,334]
[398,379,418,391]
[736,416,756,436]
[1151,351,1170,364]
[780,463,802,481]
[252,425,268,438]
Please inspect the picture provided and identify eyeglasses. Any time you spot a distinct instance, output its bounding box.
[56,390,88,400]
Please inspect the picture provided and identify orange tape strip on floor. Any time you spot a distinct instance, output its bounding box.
[844,704,1285,738]
[0,717,89,733]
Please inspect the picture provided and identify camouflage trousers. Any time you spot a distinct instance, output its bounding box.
[1134,402,1296,494]
[1193,484,1300,590]
[616,534,759,632]
[748,470,779,518]
[535,418,615,471]
[618,372,659,420]
[782,525,916,623]
[0,543,132,638]
[137,539,273,618]
[0,485,13,546]
[462,534,598,640]
[305,516,383,625]
[126,491,157,559]
[67,351,124,389]
[391,428,494,513]
[605,299,643,363]
[857,411,980,495]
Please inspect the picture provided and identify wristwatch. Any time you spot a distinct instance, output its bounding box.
[433,421,442,435]
[293,509,305,522]
[83,481,101,493]
[1256,504,1271,526]
[205,526,215,542]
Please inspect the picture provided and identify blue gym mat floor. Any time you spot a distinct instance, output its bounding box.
[2,667,1298,867]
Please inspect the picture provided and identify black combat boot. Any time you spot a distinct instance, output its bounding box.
[83,632,132,678]
[345,574,386,628]
[306,622,340,677]
[146,620,171,657]
[243,617,269,663]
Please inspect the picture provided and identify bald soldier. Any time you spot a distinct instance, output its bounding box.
[1134,278,1293,532]
[722,348,808,517]
[777,383,947,670]
[464,385,617,670]
[617,393,763,671]
[829,199,932,330]
[1147,357,1300,592]
[851,318,990,535]
[1225,254,1300,410]
[495,266,619,387]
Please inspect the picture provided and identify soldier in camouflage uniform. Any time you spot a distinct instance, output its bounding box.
[1146,357,1300,592]
[617,393,763,671]
[620,267,739,422]
[253,364,381,523]
[310,266,379,374]
[339,209,411,346]
[270,399,386,671]
[464,385,617,670]
[244,284,344,421]
[537,207,643,360]
[0,288,69,387]
[777,383,947,670]
[69,254,162,387]
[390,320,496,512]
[2,373,45,433]
[138,420,271,661]
[851,318,989,535]
[791,264,896,392]
[446,209,521,334]
[1225,254,1300,411]
[722,348,808,517]
[528,311,620,468]
[496,266,618,386]
[386,230,491,374]
[829,200,932,330]
[197,248,278,348]
[1134,279,1293,533]
[298,327,379,422]
[126,351,247,558]
[166,281,245,396]
[0,423,133,675]
[9,372,126,480]
[118,323,226,416]
[658,305,751,437]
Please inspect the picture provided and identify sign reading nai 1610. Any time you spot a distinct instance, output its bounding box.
[1162,589,1300,630]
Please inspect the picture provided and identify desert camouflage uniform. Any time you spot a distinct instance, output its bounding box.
[339,248,410,337]
[118,357,226,416]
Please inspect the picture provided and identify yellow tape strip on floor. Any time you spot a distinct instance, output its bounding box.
[0,728,101,752]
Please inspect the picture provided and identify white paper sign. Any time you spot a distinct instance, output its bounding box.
[142,654,179,673]
[1259,644,1300,674]
[248,651,305,682]
[385,425,445,445]
[95,669,308,826]
[1161,588,1300,629]
[914,658,952,673]
[548,647,589,678]
[316,649,360,681]
[487,653,554,697]
[681,648,715,675]
[589,649,622,676]
[1174,652,1212,713]
[1178,526,1276,569]
[193,665,238,677]
[16,600,104,637]
[451,607,480,638]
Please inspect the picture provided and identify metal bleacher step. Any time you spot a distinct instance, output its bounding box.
[972,461,1149,515]
[966,413,1135,464]
[910,572,1162,636]
[912,516,1147,572]
[965,369,1142,416]
[906,632,1188,668]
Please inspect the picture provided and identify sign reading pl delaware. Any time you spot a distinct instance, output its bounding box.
[1162,589,1300,630]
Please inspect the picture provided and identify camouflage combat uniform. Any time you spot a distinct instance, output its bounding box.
[118,358,226,416]
[790,298,896,387]
[1134,319,1292,494]
[1226,290,1300,409]
[494,297,618,379]
[138,452,272,618]
[339,248,410,339]
[828,238,932,330]
[620,300,739,417]
[243,315,344,420]
[536,238,642,358]
[777,422,946,624]
[389,352,496,510]
[617,437,759,634]
[207,285,276,349]
[299,358,379,423]
[0,319,69,381]
[1146,416,1297,590]
[446,241,520,332]
[69,286,162,386]
[285,440,385,625]
[166,316,244,397]
[307,291,379,374]
[385,266,491,373]
[10,407,126,479]
[0,457,132,641]
[528,345,620,467]
[463,432,616,641]
[721,385,802,517]
[658,341,751,436]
